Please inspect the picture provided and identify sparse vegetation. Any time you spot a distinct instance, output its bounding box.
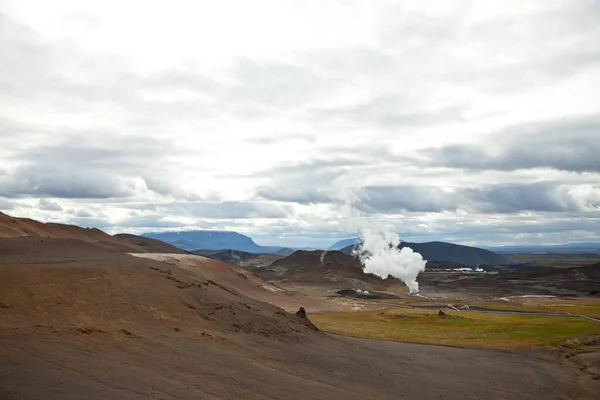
[508,253,600,268]
[309,308,600,349]
[543,302,600,319]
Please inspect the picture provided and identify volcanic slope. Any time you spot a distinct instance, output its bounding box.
[114,233,187,254]
[0,211,182,253]
[0,239,596,399]
[256,250,400,288]
[191,249,283,268]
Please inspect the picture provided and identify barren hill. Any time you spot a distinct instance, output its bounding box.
[191,249,283,268]
[256,250,396,288]
[115,233,188,254]
[0,211,181,253]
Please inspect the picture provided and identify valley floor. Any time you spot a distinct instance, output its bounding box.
[1,326,597,400]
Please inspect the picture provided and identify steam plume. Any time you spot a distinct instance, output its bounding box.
[320,250,327,264]
[353,229,426,294]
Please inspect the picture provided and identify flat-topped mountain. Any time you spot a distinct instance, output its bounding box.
[142,230,293,254]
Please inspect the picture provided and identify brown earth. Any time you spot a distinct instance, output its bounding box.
[257,250,401,289]
[114,233,187,254]
[192,249,283,269]
[129,253,335,313]
[1,217,599,399]
[419,263,600,298]
[0,212,182,254]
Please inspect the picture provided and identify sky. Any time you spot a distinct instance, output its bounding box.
[1,0,599,248]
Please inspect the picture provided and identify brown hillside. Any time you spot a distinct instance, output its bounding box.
[0,248,318,340]
[0,236,128,264]
[0,211,179,253]
[258,250,397,288]
[114,233,187,254]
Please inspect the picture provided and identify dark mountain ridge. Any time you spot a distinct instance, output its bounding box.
[340,240,509,266]
[484,242,600,254]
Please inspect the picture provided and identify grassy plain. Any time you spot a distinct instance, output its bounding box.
[309,307,600,349]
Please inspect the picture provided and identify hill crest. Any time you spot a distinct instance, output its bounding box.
[0,212,183,254]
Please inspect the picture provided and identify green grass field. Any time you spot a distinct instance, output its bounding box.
[309,308,600,349]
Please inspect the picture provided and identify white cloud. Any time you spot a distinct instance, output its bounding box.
[1,0,599,246]
[38,199,63,211]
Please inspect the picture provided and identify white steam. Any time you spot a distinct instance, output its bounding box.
[320,250,327,264]
[353,230,426,294]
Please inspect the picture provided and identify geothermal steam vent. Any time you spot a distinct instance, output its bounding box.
[353,230,426,294]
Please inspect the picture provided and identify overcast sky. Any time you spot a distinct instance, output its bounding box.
[1,0,599,247]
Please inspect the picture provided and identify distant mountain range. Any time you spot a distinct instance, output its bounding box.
[483,243,600,254]
[328,238,361,250]
[340,240,510,266]
[141,230,512,263]
[142,230,294,255]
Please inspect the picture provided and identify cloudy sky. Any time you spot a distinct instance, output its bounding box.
[1,0,599,248]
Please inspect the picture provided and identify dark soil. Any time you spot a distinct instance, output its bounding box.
[336,289,399,299]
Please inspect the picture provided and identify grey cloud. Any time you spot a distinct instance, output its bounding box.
[0,168,136,199]
[38,199,63,211]
[315,96,465,129]
[416,115,600,173]
[143,177,202,201]
[0,12,324,125]
[357,186,459,213]
[0,133,186,199]
[17,136,173,170]
[255,186,335,205]
[69,208,96,218]
[458,6,600,88]
[222,59,324,112]
[129,201,293,220]
[464,183,581,213]
[353,183,583,214]
[176,202,293,219]
[268,157,366,176]
[253,147,395,185]
[253,156,383,205]
[0,198,16,210]
[108,213,184,229]
[253,157,367,192]
[243,133,317,145]
[397,217,600,246]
